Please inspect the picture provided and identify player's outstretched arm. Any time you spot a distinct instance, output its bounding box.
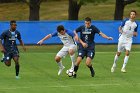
[19,40,26,51]
[73,30,79,41]
[99,32,113,40]
[37,34,52,45]
[119,26,123,34]
[0,39,6,53]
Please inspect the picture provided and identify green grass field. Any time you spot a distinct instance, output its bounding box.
[0,45,140,93]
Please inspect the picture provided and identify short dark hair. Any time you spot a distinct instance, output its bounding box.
[10,20,16,25]
[130,10,137,15]
[85,17,91,22]
[57,25,64,32]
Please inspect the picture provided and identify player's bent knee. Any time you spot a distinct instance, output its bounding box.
[55,56,61,62]
[5,62,11,67]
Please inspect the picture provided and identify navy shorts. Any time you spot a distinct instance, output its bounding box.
[3,50,19,62]
[78,49,95,59]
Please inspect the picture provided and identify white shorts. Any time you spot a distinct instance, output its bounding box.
[56,45,77,58]
[117,41,132,52]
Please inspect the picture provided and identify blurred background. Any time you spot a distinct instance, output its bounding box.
[0,0,140,44]
[0,0,140,21]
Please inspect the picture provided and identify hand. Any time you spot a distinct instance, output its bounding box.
[107,37,113,40]
[82,42,88,48]
[37,40,43,45]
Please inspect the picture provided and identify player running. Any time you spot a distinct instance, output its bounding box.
[0,20,26,79]
[111,10,138,73]
[37,25,77,75]
[73,17,113,78]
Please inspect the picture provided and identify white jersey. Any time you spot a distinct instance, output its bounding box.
[51,30,76,46]
[119,18,138,43]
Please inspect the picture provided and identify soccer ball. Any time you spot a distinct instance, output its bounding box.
[66,69,74,77]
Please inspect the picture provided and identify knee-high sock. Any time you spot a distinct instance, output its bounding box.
[113,54,119,67]
[15,64,20,76]
[57,61,63,68]
[70,54,75,69]
[74,65,79,73]
[122,56,129,69]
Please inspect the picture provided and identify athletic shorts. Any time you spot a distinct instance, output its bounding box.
[117,41,132,52]
[3,50,19,62]
[56,45,77,58]
[78,49,95,59]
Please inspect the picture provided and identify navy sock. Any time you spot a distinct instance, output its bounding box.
[74,65,79,72]
[15,64,20,76]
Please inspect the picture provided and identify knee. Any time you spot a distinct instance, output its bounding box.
[55,56,61,62]
[5,62,11,67]
[69,50,75,56]
[117,52,121,56]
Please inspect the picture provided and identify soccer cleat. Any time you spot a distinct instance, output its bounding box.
[1,55,4,62]
[1,59,4,62]
[15,76,20,79]
[58,66,65,75]
[111,66,116,73]
[121,68,126,73]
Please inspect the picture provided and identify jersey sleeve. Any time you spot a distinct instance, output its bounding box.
[120,18,128,27]
[0,31,6,40]
[93,25,101,34]
[17,31,21,40]
[66,30,75,37]
[75,26,83,32]
[51,31,58,37]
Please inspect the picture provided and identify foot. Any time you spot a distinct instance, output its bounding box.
[111,66,116,73]
[58,66,65,75]
[15,76,20,79]
[121,68,126,73]
[73,71,77,78]
[1,58,4,62]
[1,55,5,62]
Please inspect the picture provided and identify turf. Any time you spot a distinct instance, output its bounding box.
[0,45,140,93]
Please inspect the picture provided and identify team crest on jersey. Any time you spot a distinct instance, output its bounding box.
[82,32,91,34]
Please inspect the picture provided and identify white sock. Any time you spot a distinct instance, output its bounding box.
[57,61,63,68]
[122,56,129,69]
[113,54,119,67]
[70,54,75,70]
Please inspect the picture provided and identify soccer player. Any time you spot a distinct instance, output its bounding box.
[73,17,113,78]
[0,20,26,79]
[37,25,77,75]
[111,10,138,73]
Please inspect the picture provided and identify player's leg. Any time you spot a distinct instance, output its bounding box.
[3,53,12,66]
[68,45,77,70]
[86,50,95,77]
[13,56,20,78]
[111,42,123,72]
[12,50,20,79]
[1,54,4,62]
[73,49,85,78]
[56,46,68,75]
[121,43,131,73]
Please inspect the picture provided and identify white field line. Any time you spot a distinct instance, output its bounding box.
[0,83,121,90]
[24,51,140,54]
[2,83,140,90]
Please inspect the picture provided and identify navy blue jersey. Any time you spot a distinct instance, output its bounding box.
[75,25,100,49]
[0,30,21,52]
